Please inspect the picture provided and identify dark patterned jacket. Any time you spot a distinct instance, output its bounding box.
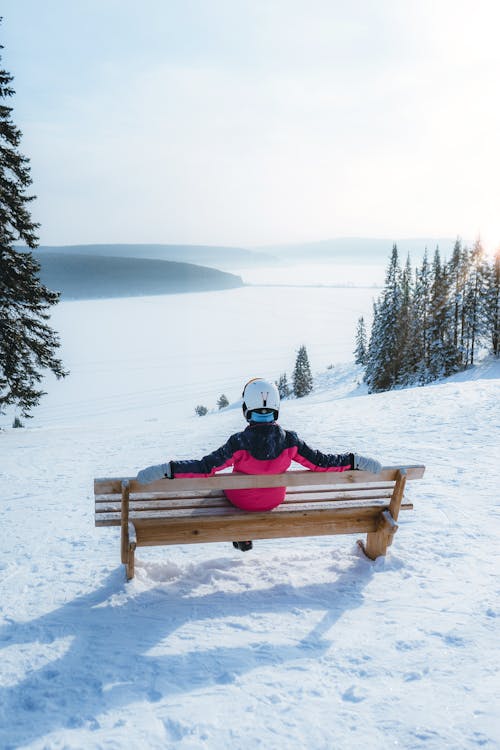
[172,422,354,511]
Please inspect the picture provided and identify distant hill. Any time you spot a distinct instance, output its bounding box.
[21,238,463,271]
[27,243,276,268]
[33,253,243,300]
[255,237,460,262]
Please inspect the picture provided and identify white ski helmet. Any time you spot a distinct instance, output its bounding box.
[242,378,280,421]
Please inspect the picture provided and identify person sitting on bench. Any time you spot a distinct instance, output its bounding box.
[136,377,382,551]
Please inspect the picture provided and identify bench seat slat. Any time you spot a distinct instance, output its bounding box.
[94,488,394,515]
[94,483,397,505]
[95,502,413,526]
[101,501,390,521]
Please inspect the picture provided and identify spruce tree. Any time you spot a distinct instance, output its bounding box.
[413,250,432,382]
[354,316,368,366]
[276,372,291,398]
[487,248,500,357]
[364,300,382,389]
[292,345,313,397]
[463,239,488,366]
[447,238,467,363]
[398,254,418,384]
[364,245,403,391]
[0,29,67,417]
[427,247,456,378]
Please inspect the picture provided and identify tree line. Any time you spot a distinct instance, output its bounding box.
[355,241,500,392]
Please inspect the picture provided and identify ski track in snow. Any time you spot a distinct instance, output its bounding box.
[1,351,500,748]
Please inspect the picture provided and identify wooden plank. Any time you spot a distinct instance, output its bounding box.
[120,481,130,565]
[94,488,394,515]
[129,500,396,522]
[94,486,397,512]
[95,492,404,517]
[94,465,425,494]
[95,499,414,526]
[95,483,396,503]
[96,503,414,527]
[126,522,137,580]
[131,505,384,546]
[389,469,407,522]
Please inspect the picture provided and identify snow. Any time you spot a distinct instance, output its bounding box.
[1,286,500,750]
[5,285,376,429]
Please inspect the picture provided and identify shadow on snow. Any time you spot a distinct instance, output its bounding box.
[0,553,375,747]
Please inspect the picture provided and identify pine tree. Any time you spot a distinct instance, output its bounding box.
[413,250,433,382]
[427,247,456,378]
[458,243,471,366]
[447,238,466,363]
[487,248,500,357]
[398,254,418,384]
[0,29,67,417]
[292,345,313,397]
[364,245,403,391]
[463,239,489,366]
[364,300,382,389]
[354,316,368,366]
[275,372,291,398]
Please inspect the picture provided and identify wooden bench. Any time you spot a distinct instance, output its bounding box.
[94,465,425,579]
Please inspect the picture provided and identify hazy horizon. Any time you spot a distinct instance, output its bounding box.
[2,2,500,252]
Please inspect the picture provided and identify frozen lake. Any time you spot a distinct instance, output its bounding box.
[16,282,379,428]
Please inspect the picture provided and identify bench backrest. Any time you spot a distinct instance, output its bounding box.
[95,465,425,495]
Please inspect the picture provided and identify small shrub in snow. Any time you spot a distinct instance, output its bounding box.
[195,405,208,416]
[217,394,229,409]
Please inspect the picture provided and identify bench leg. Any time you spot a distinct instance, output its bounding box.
[359,510,399,560]
[125,523,137,580]
[126,543,136,580]
[120,480,130,564]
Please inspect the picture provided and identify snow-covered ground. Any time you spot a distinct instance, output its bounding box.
[1,283,499,749]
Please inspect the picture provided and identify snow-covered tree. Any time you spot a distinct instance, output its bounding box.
[354,316,368,366]
[447,238,467,364]
[486,248,500,357]
[412,250,433,382]
[397,254,419,384]
[463,239,489,366]
[427,247,456,378]
[292,345,313,397]
[364,245,403,391]
[275,372,291,398]
[0,30,67,417]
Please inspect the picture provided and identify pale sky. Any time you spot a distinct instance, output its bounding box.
[2,0,500,251]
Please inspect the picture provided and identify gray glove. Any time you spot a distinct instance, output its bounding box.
[353,454,382,474]
[136,462,172,484]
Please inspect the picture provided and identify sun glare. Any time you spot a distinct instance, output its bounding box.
[477,231,500,260]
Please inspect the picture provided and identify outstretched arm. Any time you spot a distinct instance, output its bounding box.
[289,432,381,474]
[136,435,238,484]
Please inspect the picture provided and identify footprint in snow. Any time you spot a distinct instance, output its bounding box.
[341,686,366,703]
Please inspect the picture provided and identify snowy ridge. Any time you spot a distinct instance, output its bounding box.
[1,359,499,749]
